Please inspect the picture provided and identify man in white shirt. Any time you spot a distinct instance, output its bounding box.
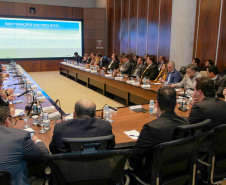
[171,64,202,89]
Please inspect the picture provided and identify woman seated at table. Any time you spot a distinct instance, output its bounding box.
[154,63,167,83]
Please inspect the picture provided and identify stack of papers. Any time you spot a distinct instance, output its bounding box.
[13,109,25,117]
[124,130,140,140]
[64,113,73,121]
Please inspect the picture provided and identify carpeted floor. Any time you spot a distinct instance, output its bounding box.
[28,71,123,114]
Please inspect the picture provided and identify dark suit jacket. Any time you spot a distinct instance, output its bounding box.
[129,111,188,182]
[99,58,109,69]
[0,97,9,106]
[189,97,226,131]
[0,126,48,185]
[120,61,133,75]
[141,63,159,80]
[106,60,119,70]
[214,75,226,98]
[74,55,82,63]
[49,118,115,154]
[131,64,147,77]
[165,69,181,83]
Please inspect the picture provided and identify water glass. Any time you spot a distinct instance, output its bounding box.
[32,115,39,125]
[23,113,31,129]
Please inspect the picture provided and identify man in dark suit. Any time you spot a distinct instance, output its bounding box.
[164,61,181,84]
[81,53,90,64]
[140,55,158,80]
[207,65,226,98]
[129,86,188,183]
[49,98,115,154]
[74,52,82,63]
[158,56,166,71]
[97,53,109,69]
[102,53,119,71]
[119,54,133,75]
[130,56,147,77]
[192,58,202,72]
[0,106,49,185]
[189,77,226,131]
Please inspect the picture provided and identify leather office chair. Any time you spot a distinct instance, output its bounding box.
[62,135,115,152]
[0,171,11,185]
[180,66,187,79]
[197,124,226,184]
[44,148,132,185]
[173,119,211,139]
[132,130,213,185]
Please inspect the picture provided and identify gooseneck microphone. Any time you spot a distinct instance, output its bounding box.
[17,90,30,97]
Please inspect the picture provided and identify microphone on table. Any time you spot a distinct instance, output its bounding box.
[12,75,22,78]
[109,106,117,111]
[7,82,25,86]
[53,99,63,122]
[17,90,30,97]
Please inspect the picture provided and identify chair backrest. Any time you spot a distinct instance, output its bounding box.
[173,119,211,139]
[150,130,213,185]
[44,149,132,185]
[0,171,11,185]
[62,135,115,153]
[210,124,226,182]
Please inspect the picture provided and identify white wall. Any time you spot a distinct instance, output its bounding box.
[0,0,97,7]
[170,0,197,70]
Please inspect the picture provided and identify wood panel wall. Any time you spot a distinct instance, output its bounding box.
[0,1,106,72]
[193,0,226,71]
[107,0,172,60]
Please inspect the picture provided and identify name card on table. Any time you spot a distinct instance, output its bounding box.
[85,69,91,71]
[115,77,123,81]
[141,84,151,88]
[126,80,135,84]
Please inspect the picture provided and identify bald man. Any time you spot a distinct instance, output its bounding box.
[49,98,115,154]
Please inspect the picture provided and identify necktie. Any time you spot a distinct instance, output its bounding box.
[141,66,149,79]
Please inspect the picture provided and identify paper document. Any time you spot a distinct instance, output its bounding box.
[13,109,25,117]
[129,105,142,110]
[124,130,140,140]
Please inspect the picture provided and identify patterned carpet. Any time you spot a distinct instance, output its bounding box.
[28,71,123,114]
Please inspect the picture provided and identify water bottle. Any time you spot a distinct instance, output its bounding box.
[149,100,155,114]
[43,113,50,130]
[104,105,110,120]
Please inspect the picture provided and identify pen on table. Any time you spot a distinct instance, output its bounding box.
[129,135,139,137]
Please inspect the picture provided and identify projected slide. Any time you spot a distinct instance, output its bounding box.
[0,17,83,59]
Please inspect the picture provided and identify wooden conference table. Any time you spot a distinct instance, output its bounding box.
[59,62,161,105]
[7,64,190,149]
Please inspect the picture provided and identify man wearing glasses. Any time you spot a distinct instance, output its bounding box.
[0,106,49,185]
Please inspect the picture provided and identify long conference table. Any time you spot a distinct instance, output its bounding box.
[7,64,191,149]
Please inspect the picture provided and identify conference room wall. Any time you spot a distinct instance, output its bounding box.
[193,0,226,71]
[0,1,106,72]
[107,0,172,61]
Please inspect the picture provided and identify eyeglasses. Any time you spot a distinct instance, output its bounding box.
[7,116,17,127]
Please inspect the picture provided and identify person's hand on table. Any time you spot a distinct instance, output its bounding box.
[32,135,40,143]
[171,84,176,88]
[8,94,16,101]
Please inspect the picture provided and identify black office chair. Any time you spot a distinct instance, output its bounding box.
[180,66,187,79]
[0,171,11,185]
[44,149,132,185]
[132,130,213,185]
[62,135,115,152]
[173,119,211,139]
[198,124,226,184]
